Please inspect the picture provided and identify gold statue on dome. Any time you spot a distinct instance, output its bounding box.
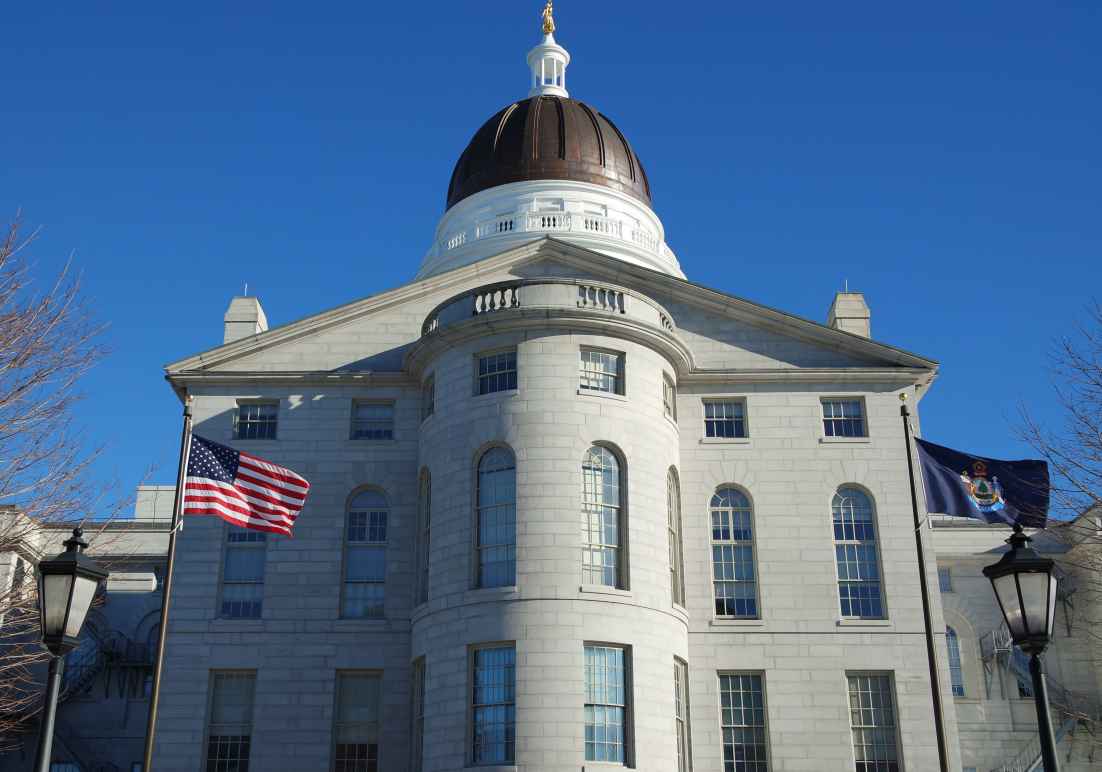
[542,1,556,35]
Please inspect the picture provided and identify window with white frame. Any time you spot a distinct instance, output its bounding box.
[477,448,517,588]
[477,350,518,395]
[674,658,692,772]
[822,399,867,438]
[471,645,516,765]
[704,400,747,439]
[342,490,388,618]
[220,529,266,618]
[421,376,435,421]
[847,673,901,772]
[234,401,278,440]
[667,468,686,606]
[832,487,885,619]
[663,374,677,420]
[333,672,382,772]
[411,658,426,772]
[204,671,256,771]
[581,446,623,588]
[719,673,769,772]
[351,402,394,441]
[415,471,431,605]
[946,627,965,697]
[937,567,952,592]
[584,645,630,764]
[712,488,759,618]
[579,349,625,395]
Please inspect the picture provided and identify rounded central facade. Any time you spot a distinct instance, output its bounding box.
[446,96,653,211]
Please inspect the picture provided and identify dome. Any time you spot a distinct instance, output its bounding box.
[446,96,652,211]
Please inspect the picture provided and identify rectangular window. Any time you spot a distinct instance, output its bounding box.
[333,672,382,772]
[471,645,516,765]
[584,645,630,764]
[343,506,388,619]
[719,673,768,772]
[351,402,395,441]
[234,401,278,440]
[411,659,426,772]
[847,673,901,772]
[674,658,691,772]
[712,490,758,618]
[422,376,435,421]
[704,400,747,439]
[204,671,256,771]
[937,567,952,592]
[822,399,867,438]
[220,530,266,619]
[477,350,518,395]
[663,374,677,420]
[580,349,625,395]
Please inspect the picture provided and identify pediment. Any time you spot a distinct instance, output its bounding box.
[165,238,936,385]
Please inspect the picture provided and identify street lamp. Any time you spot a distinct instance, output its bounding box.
[33,528,109,772]
[983,526,1060,771]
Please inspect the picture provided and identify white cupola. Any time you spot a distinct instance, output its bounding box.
[528,2,570,97]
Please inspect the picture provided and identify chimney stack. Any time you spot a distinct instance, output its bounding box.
[223,296,268,344]
[827,291,871,338]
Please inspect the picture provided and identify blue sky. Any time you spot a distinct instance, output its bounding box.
[2,2,1098,508]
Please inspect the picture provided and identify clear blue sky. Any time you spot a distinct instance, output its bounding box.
[2,2,1099,508]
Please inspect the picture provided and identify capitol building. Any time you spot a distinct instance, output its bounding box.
[3,6,1100,772]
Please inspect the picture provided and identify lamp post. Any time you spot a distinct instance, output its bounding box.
[983,525,1060,771]
[32,528,109,772]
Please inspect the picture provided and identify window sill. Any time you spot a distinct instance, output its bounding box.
[820,436,871,444]
[335,617,389,625]
[700,437,751,445]
[578,585,632,598]
[466,586,520,602]
[473,389,519,401]
[577,389,628,402]
[836,618,892,627]
[347,438,399,445]
[464,766,517,772]
[710,618,765,627]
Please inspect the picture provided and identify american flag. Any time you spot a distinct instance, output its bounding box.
[183,434,310,536]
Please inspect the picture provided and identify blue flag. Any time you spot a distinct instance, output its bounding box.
[915,438,1049,528]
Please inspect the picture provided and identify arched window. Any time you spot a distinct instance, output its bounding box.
[477,448,517,588]
[343,490,388,618]
[667,469,686,606]
[416,470,431,605]
[946,626,965,696]
[711,488,758,618]
[832,487,885,619]
[582,446,623,588]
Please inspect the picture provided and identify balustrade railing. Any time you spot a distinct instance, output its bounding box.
[527,212,572,231]
[473,285,521,315]
[577,284,626,313]
[439,209,664,255]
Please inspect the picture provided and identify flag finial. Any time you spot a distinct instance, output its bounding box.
[542,1,556,35]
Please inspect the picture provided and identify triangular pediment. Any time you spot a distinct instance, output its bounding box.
[166,238,936,386]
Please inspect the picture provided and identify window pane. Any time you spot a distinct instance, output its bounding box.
[937,567,952,592]
[720,673,768,772]
[235,403,277,440]
[221,531,266,619]
[351,403,394,441]
[478,351,518,395]
[668,470,685,606]
[411,659,426,772]
[334,673,381,772]
[946,627,965,697]
[847,674,900,772]
[712,489,758,618]
[580,350,624,395]
[422,377,435,420]
[345,494,388,619]
[585,646,627,763]
[705,400,747,439]
[472,646,516,764]
[674,658,691,772]
[823,399,866,438]
[478,448,517,588]
[582,447,621,587]
[206,672,255,772]
[833,488,884,619]
[417,473,431,605]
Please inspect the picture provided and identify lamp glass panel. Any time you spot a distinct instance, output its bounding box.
[992,573,1026,640]
[1017,571,1051,639]
[41,573,74,638]
[1046,575,1058,639]
[63,574,98,638]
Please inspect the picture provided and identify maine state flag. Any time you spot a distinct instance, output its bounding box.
[915,439,1050,528]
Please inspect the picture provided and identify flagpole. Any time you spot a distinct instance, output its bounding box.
[142,395,194,771]
[900,395,951,772]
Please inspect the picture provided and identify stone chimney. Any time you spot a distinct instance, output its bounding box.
[223,296,268,344]
[827,291,871,338]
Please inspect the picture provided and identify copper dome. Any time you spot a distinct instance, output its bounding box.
[446,96,652,211]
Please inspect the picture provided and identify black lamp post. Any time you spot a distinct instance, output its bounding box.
[983,526,1060,771]
[33,528,109,772]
